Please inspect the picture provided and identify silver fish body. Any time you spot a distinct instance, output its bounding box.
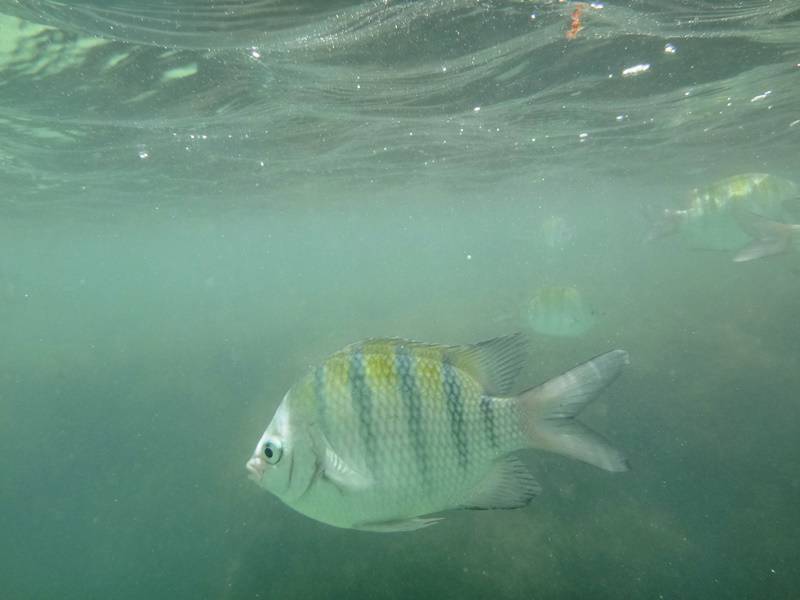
[246,335,629,532]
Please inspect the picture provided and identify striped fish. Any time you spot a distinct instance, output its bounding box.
[527,286,595,338]
[648,173,800,262]
[246,334,630,532]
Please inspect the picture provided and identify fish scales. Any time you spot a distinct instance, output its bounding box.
[315,341,523,499]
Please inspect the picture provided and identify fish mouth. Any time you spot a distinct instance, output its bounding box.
[246,456,266,482]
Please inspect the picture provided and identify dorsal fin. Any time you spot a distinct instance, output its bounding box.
[335,333,528,396]
[445,332,528,396]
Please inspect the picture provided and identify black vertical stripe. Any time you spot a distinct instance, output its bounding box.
[396,346,429,487]
[349,349,376,474]
[443,361,469,469]
[314,366,328,435]
[480,395,499,450]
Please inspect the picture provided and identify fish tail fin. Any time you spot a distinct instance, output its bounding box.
[517,349,630,472]
[733,210,799,262]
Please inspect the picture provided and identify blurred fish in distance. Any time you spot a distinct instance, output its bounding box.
[539,214,576,251]
[526,285,596,338]
[647,173,800,262]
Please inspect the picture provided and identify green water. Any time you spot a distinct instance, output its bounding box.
[1,1,799,598]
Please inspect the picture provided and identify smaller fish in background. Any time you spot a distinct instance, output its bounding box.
[526,285,595,337]
[539,214,576,250]
[646,173,800,262]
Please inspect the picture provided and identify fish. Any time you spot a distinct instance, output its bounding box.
[539,215,576,251]
[526,285,595,337]
[246,334,630,532]
[648,173,800,262]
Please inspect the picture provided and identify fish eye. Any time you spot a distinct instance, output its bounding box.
[263,439,283,464]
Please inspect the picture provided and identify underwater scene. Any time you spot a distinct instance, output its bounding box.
[1,1,799,598]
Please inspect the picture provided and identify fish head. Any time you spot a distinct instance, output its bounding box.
[246,391,313,502]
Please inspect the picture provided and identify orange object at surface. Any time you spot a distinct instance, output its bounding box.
[566,3,588,40]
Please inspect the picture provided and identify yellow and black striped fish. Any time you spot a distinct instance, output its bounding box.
[649,173,800,262]
[246,334,630,532]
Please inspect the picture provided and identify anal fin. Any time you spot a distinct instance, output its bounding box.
[733,210,798,262]
[353,517,443,533]
[460,456,541,510]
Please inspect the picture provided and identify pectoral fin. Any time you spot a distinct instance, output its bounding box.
[311,427,373,493]
[321,444,373,493]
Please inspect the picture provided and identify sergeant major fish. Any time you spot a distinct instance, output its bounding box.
[246,334,630,532]
[648,173,800,262]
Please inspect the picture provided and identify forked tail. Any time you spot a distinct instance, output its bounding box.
[518,349,630,472]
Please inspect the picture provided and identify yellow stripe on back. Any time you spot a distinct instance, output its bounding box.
[414,352,445,402]
[364,351,398,389]
[324,352,351,397]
